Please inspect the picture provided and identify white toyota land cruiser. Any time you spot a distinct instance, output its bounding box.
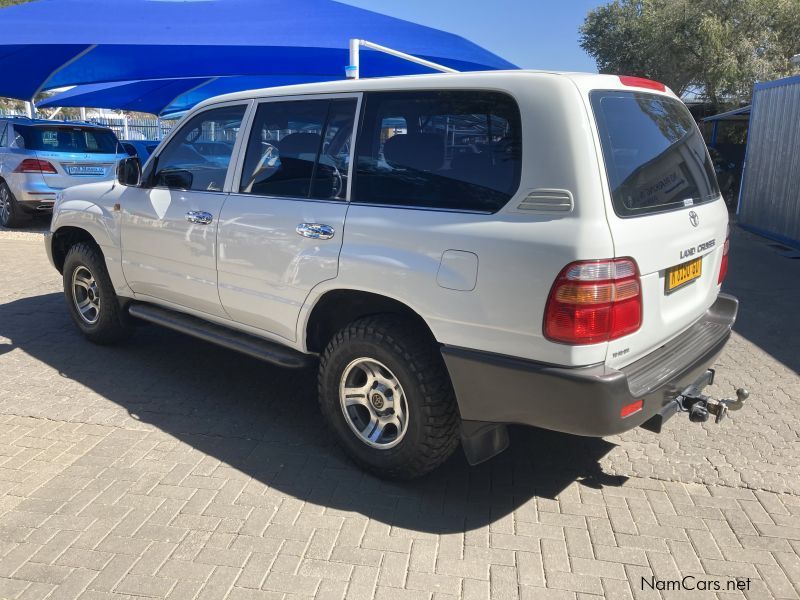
[46,71,747,479]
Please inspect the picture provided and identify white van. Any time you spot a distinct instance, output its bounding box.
[46,71,746,478]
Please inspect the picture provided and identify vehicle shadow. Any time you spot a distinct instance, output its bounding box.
[0,292,625,533]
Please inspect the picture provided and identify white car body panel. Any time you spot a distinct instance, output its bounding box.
[120,186,230,317]
[49,70,729,370]
[50,180,132,298]
[217,194,349,341]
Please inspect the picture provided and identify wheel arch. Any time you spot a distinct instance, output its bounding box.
[304,289,438,354]
[50,226,103,274]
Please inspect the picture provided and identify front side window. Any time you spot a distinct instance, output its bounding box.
[151,105,245,192]
[353,90,522,212]
[590,91,720,217]
[239,98,356,200]
[13,125,119,154]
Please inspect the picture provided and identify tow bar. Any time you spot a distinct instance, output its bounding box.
[679,386,749,424]
[641,369,749,433]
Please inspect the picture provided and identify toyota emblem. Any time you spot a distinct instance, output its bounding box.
[689,211,699,227]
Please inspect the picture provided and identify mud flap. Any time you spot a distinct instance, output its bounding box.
[460,420,510,465]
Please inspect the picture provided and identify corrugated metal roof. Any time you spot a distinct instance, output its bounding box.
[703,105,751,122]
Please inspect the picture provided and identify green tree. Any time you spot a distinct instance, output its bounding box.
[580,0,800,108]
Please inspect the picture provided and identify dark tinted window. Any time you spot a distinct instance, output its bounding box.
[151,105,245,192]
[353,91,522,212]
[591,91,720,217]
[14,125,119,154]
[715,121,748,145]
[239,99,356,200]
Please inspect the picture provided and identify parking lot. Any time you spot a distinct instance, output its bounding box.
[0,223,798,600]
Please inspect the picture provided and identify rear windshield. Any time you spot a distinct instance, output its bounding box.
[14,125,119,154]
[590,91,720,217]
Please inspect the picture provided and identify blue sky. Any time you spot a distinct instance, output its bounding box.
[340,0,607,72]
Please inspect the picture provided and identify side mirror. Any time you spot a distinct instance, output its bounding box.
[116,156,141,187]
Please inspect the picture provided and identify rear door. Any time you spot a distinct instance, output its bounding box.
[217,93,358,340]
[589,89,729,368]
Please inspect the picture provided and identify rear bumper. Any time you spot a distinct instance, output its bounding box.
[442,293,738,437]
[7,175,59,211]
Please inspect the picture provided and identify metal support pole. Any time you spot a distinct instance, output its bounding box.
[123,115,130,139]
[346,38,459,79]
[24,101,33,118]
[347,38,360,79]
[79,107,87,121]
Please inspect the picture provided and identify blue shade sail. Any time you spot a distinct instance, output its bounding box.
[36,75,340,115]
[0,0,516,100]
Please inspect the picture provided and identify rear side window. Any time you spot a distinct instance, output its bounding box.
[239,98,356,200]
[353,90,522,212]
[13,125,119,154]
[591,91,720,217]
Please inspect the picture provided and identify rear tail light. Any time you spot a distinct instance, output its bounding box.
[14,158,57,174]
[718,226,730,284]
[618,75,666,92]
[544,258,643,345]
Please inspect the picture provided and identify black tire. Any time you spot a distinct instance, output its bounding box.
[0,181,30,228]
[62,242,132,344]
[318,315,460,479]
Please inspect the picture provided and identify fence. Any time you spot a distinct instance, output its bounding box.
[738,75,800,249]
[87,116,178,141]
[0,109,178,141]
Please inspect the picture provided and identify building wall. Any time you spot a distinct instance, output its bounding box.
[738,75,800,248]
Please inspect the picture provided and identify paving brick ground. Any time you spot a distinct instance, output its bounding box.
[0,224,798,599]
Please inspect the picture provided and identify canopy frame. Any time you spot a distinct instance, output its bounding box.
[346,38,458,80]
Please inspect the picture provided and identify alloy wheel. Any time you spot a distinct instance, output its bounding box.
[0,186,10,226]
[71,265,101,325]
[339,357,409,449]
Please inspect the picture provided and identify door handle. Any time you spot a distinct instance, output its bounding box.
[296,223,335,240]
[186,210,213,225]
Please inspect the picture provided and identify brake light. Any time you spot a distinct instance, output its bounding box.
[718,227,730,284]
[619,75,666,92]
[14,158,57,174]
[544,258,642,345]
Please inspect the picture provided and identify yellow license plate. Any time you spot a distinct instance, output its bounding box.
[666,257,702,293]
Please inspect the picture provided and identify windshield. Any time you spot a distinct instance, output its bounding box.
[590,91,720,217]
[15,125,120,154]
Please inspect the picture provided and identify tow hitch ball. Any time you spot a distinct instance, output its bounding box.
[680,388,749,424]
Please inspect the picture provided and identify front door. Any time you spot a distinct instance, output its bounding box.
[120,103,248,317]
[217,95,359,340]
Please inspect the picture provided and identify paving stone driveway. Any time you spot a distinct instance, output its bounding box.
[0,225,798,600]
